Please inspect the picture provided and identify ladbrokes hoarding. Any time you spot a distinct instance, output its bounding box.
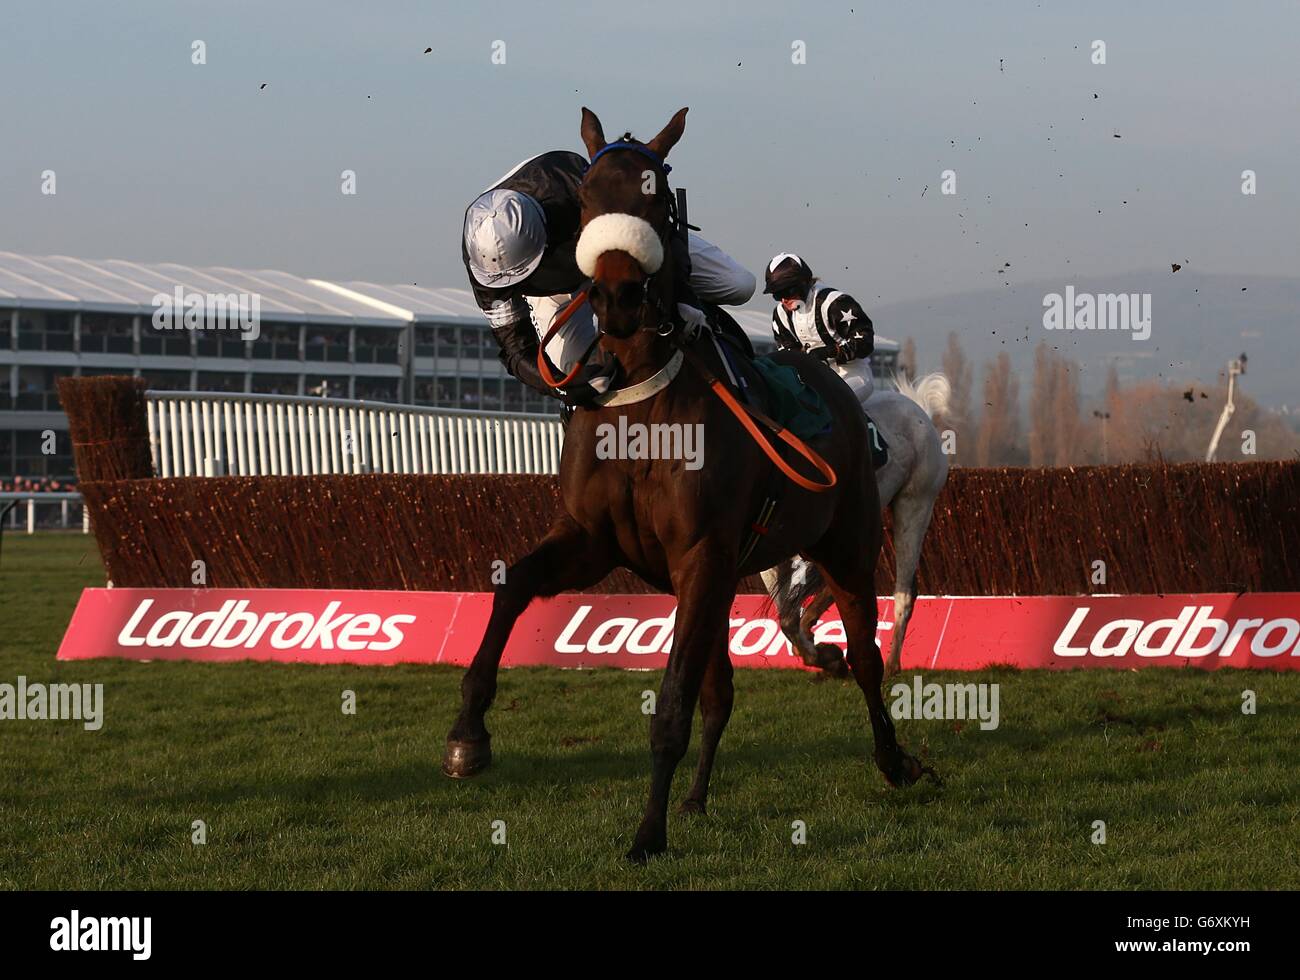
[56,589,1300,670]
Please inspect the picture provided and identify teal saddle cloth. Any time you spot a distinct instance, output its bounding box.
[748,355,833,440]
[746,353,887,466]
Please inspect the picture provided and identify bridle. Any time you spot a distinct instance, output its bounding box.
[535,137,681,388]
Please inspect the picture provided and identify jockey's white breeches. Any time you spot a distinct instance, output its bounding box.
[833,358,875,406]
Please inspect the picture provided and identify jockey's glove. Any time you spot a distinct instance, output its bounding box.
[558,380,602,409]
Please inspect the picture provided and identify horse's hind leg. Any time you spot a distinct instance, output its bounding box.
[680,648,734,816]
[628,544,732,862]
[763,561,844,675]
[798,582,849,678]
[443,516,611,778]
[884,487,937,681]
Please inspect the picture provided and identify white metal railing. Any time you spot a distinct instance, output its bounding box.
[0,491,90,534]
[143,391,565,477]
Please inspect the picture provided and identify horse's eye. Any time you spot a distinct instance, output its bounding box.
[587,283,602,304]
[617,282,644,310]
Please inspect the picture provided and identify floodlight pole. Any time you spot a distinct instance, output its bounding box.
[1205,358,1245,462]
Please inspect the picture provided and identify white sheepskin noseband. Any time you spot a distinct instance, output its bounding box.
[576,213,664,277]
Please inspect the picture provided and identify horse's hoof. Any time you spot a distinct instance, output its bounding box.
[442,737,492,778]
[815,644,850,678]
[625,832,667,864]
[880,749,923,788]
[625,842,666,864]
[679,798,707,816]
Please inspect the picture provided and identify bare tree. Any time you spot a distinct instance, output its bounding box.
[1051,357,1083,466]
[940,331,973,464]
[1028,342,1055,465]
[974,352,1021,465]
[899,337,917,381]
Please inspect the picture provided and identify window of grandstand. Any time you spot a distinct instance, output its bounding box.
[450,326,493,361]
[197,371,246,393]
[196,323,250,357]
[79,313,135,354]
[141,370,193,391]
[433,376,457,404]
[436,325,460,358]
[355,327,400,365]
[479,375,504,410]
[415,326,437,358]
[529,385,553,412]
[17,310,75,352]
[305,326,349,362]
[14,429,74,478]
[250,373,300,396]
[458,376,484,408]
[303,377,346,398]
[252,322,301,360]
[14,366,68,411]
[354,377,399,402]
[139,320,193,356]
[501,380,527,412]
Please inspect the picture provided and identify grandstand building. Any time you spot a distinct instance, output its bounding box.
[0,251,898,483]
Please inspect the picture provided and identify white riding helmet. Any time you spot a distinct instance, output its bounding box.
[463,189,548,287]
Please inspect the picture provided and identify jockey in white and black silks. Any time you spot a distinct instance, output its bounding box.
[765,253,876,405]
[462,150,756,408]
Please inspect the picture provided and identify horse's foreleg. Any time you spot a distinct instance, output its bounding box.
[443,517,611,778]
[826,576,926,787]
[811,512,933,789]
[680,649,734,816]
[628,547,732,862]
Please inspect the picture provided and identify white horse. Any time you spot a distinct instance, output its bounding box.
[760,372,951,680]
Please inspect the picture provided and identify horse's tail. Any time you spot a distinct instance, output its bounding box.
[894,371,951,421]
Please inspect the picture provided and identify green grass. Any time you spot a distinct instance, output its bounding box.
[2,532,1298,889]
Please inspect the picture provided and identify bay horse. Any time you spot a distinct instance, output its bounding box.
[442,107,928,862]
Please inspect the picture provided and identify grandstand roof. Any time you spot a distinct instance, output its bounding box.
[0,252,408,326]
[0,251,896,348]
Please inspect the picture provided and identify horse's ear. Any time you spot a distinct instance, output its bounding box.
[646,107,688,159]
[580,107,607,160]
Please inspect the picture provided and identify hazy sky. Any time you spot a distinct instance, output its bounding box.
[3,0,1298,307]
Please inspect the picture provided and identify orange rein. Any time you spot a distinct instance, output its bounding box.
[536,289,591,388]
[683,349,837,493]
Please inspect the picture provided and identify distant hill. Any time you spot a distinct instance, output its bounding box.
[864,270,1299,412]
